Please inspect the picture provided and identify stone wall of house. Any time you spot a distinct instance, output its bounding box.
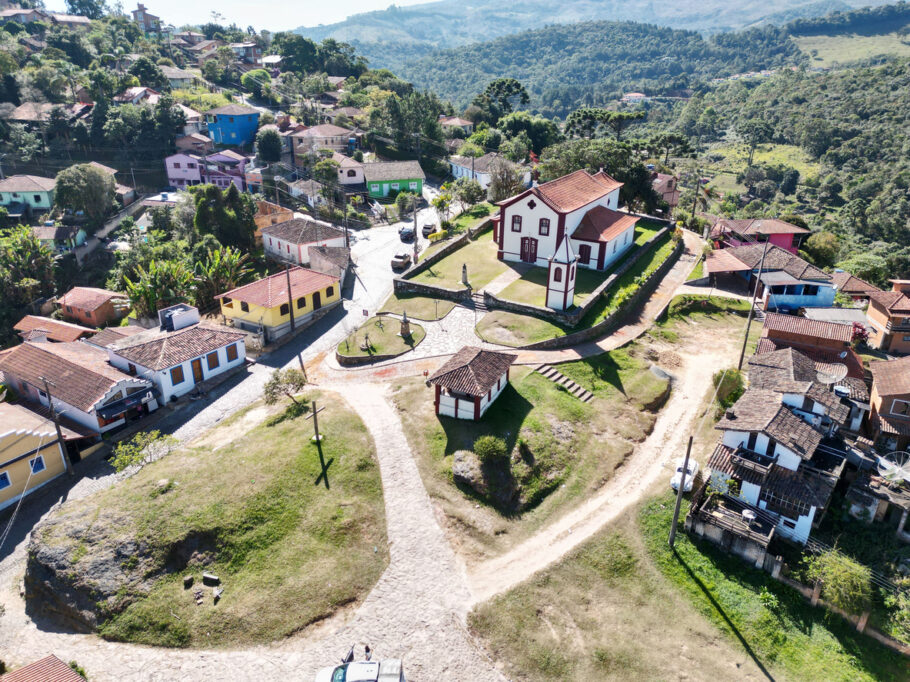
[515,236,683,350]
[483,226,673,330]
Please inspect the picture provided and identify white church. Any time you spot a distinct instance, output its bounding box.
[492,169,639,311]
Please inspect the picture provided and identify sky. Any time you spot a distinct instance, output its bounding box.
[45,0,431,32]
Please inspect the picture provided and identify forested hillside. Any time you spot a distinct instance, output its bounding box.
[677,59,910,281]
[295,0,883,74]
[398,22,804,117]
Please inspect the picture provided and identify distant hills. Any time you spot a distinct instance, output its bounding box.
[294,0,886,73]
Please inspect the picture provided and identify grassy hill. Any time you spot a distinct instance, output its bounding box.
[294,0,888,74]
[794,31,910,66]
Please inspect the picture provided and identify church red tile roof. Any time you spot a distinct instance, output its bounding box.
[533,169,623,213]
[571,205,638,243]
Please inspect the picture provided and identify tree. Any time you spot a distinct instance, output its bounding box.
[256,127,282,163]
[806,550,873,616]
[111,430,177,472]
[5,124,42,162]
[127,56,169,91]
[802,231,839,268]
[263,368,308,406]
[497,110,561,153]
[125,260,195,317]
[604,111,646,141]
[480,78,529,115]
[0,225,55,309]
[487,157,524,203]
[736,119,773,166]
[270,33,319,73]
[312,158,340,187]
[192,184,257,250]
[241,69,271,99]
[452,177,485,207]
[195,247,252,310]
[65,0,108,19]
[395,191,417,215]
[431,190,453,223]
[55,164,115,228]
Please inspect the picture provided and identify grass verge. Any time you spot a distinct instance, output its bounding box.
[337,315,425,358]
[640,494,908,681]
[75,391,388,647]
[411,230,508,291]
[379,292,455,321]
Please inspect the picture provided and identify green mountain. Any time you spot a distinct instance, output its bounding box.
[294,0,883,72]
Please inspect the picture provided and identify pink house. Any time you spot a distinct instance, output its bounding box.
[710,218,809,254]
[164,150,250,191]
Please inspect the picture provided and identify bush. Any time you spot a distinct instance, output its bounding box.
[806,550,873,615]
[713,369,745,410]
[474,435,508,462]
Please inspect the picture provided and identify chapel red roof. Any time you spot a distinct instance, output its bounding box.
[533,170,623,213]
[429,347,516,397]
[571,205,638,243]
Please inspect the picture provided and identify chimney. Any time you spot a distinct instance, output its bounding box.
[725,408,736,420]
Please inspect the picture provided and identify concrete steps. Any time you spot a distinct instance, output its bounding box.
[532,364,594,403]
[472,292,489,313]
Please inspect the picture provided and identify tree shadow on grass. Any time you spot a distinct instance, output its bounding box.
[265,400,310,427]
[585,355,626,395]
[438,385,534,456]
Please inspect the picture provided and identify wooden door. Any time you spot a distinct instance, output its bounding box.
[313,291,322,310]
[521,237,538,263]
[578,244,591,265]
[191,358,203,384]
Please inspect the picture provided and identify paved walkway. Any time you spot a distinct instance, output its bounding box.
[480,264,528,296]
[0,385,502,681]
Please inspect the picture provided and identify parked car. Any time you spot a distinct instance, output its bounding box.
[315,659,405,682]
[390,253,412,270]
[421,223,436,237]
[398,225,415,241]
[670,457,699,492]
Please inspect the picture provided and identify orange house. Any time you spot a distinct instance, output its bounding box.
[57,287,128,327]
[253,200,294,246]
[869,355,910,451]
[866,281,910,355]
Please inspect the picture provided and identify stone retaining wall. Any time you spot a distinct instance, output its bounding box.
[335,351,400,367]
[484,225,671,327]
[393,278,472,302]
[517,237,684,350]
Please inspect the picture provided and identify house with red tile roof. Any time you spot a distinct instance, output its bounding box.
[0,340,157,435]
[869,354,910,451]
[494,169,633,276]
[865,280,910,355]
[216,267,341,344]
[830,269,881,301]
[429,346,515,420]
[0,653,86,682]
[709,217,810,254]
[652,173,680,211]
[261,217,346,266]
[14,315,93,343]
[106,304,246,404]
[56,287,128,327]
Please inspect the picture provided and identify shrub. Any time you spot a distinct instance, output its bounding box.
[713,369,745,409]
[473,435,508,462]
[806,550,873,615]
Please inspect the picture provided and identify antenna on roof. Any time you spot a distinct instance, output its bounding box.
[877,450,910,486]
[816,363,848,386]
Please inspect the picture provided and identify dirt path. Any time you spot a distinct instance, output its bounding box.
[466,340,738,605]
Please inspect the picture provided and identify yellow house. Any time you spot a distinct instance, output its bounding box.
[0,403,72,511]
[216,266,341,344]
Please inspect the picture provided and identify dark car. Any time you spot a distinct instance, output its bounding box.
[398,225,415,241]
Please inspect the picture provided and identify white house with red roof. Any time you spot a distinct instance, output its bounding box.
[493,169,636,273]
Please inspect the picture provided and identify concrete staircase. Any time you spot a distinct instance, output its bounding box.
[471,292,489,313]
[532,364,594,403]
[752,301,766,321]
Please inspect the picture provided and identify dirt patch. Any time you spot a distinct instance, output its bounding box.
[191,405,269,450]
[658,350,682,368]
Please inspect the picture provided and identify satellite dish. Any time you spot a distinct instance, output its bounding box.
[816,363,848,385]
[877,450,910,484]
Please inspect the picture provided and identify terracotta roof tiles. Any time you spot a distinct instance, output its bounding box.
[109,324,245,371]
[429,346,515,397]
[762,312,853,343]
[870,355,910,397]
[0,654,86,682]
[14,315,93,343]
[533,169,623,214]
[830,271,881,296]
[57,287,125,312]
[216,267,339,309]
[571,205,638,243]
[716,389,825,459]
[260,217,344,245]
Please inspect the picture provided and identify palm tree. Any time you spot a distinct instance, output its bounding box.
[195,247,253,311]
[125,260,195,318]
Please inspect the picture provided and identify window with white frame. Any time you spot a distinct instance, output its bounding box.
[30,456,46,474]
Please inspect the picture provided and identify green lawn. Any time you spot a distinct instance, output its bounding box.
[411,230,509,291]
[687,257,704,281]
[421,202,494,261]
[496,222,665,308]
[41,392,389,648]
[556,347,669,407]
[392,360,667,555]
[379,292,455,321]
[640,494,908,681]
[706,142,821,181]
[337,315,425,358]
[793,33,910,68]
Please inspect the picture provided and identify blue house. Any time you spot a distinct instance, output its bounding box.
[706,243,835,311]
[204,103,260,147]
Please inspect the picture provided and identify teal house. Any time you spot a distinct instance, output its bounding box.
[0,175,56,218]
[363,161,425,199]
[205,103,261,147]
[33,224,87,253]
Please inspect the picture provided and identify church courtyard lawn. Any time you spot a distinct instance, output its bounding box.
[379,292,455,321]
[497,264,609,308]
[410,230,510,291]
[391,344,670,562]
[49,390,389,648]
[337,315,425,359]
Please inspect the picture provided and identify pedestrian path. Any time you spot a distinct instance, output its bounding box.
[532,364,594,402]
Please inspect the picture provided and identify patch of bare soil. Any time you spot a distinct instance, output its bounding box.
[659,350,682,368]
[190,405,269,450]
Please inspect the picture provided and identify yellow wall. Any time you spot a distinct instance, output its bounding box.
[219,282,340,329]
[0,433,66,510]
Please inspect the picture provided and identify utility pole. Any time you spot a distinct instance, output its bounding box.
[737,238,770,371]
[668,435,694,548]
[40,377,73,477]
[0,153,8,180]
[342,189,349,249]
[285,265,296,332]
[412,195,419,264]
[306,400,325,442]
[130,167,137,190]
